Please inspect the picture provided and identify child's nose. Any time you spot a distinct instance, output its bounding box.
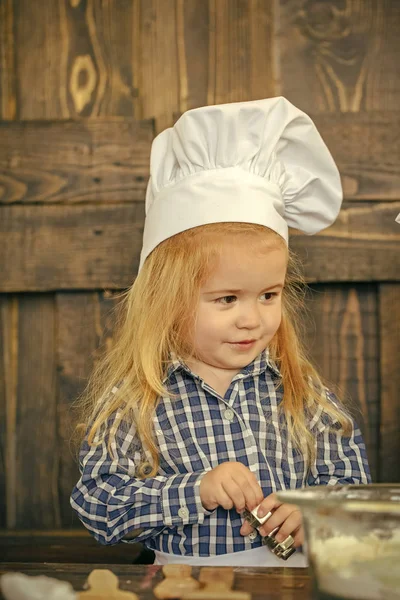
[236,303,261,329]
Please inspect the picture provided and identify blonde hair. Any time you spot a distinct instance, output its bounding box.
[77,222,351,477]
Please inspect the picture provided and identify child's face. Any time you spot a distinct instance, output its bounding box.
[191,238,287,374]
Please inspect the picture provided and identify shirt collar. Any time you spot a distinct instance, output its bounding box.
[163,347,281,384]
[244,347,281,378]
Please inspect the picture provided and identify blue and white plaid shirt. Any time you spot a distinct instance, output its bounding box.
[71,350,371,556]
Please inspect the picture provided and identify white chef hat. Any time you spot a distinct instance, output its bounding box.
[139,96,342,270]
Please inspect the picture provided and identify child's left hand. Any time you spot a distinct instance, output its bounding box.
[239,492,304,547]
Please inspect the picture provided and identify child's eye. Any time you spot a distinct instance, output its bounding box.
[262,292,277,301]
[216,295,237,304]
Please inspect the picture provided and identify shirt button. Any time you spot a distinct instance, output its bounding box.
[248,531,258,541]
[224,409,235,421]
[178,507,189,519]
[155,429,162,435]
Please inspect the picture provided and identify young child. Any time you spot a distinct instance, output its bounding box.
[71,97,371,567]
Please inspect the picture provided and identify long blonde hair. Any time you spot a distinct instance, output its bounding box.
[77,222,351,477]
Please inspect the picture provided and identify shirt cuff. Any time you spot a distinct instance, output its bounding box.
[161,470,214,527]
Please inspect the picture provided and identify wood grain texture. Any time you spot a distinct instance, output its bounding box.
[0,531,147,564]
[1,201,399,292]
[14,295,60,528]
[314,111,400,201]
[0,564,312,600]
[0,203,145,292]
[62,0,100,117]
[0,296,19,528]
[14,0,68,119]
[134,0,181,132]
[63,0,136,117]
[135,0,276,129]
[363,0,400,111]
[13,0,136,119]
[1,111,398,206]
[0,298,6,528]
[379,285,400,483]
[90,0,137,117]
[290,201,400,283]
[56,291,118,527]
[303,284,379,481]
[0,119,153,205]
[0,0,16,120]
[208,0,275,105]
[177,0,210,110]
[278,0,400,112]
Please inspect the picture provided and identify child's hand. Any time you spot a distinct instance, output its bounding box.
[200,462,264,512]
[240,492,304,547]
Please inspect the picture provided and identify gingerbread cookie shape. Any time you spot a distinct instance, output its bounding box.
[182,567,251,600]
[78,569,138,600]
[153,564,200,599]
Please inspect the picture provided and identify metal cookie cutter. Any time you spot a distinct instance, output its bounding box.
[242,505,296,561]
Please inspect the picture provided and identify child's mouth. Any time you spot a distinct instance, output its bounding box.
[229,340,256,349]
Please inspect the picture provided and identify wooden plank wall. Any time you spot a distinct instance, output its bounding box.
[0,0,399,530]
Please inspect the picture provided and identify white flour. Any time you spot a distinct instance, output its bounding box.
[312,531,400,600]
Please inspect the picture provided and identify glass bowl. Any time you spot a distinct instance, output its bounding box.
[277,484,400,600]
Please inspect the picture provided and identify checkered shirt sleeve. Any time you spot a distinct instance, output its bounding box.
[70,402,213,545]
[307,391,371,486]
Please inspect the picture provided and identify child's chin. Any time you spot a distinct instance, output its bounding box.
[223,356,256,369]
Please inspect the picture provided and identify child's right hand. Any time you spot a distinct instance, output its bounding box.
[200,462,264,512]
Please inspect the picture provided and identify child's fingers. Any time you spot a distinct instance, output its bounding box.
[248,475,265,507]
[230,470,263,511]
[220,480,246,511]
[241,477,263,511]
[259,503,299,536]
[230,473,256,508]
[215,484,237,510]
[239,520,255,536]
[292,527,304,548]
[255,492,282,519]
[274,510,302,542]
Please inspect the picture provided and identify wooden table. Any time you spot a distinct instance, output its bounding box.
[0,563,312,599]
[0,531,153,564]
